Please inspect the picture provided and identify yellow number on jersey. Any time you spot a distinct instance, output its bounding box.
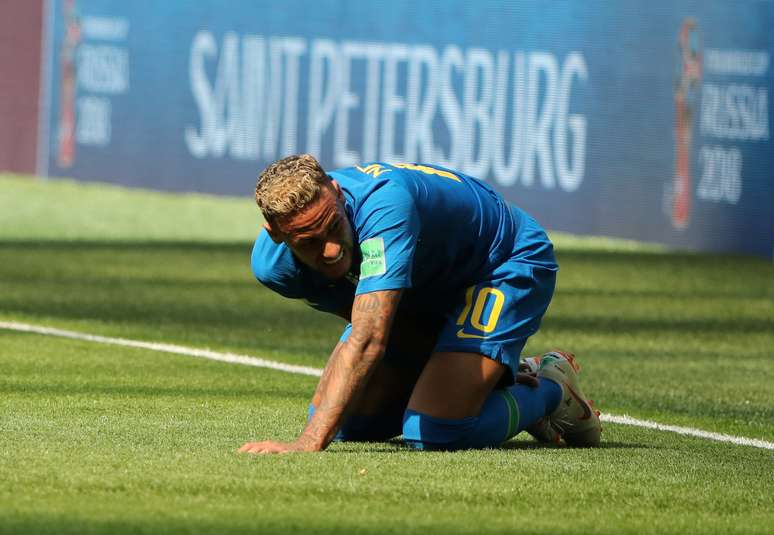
[455,286,506,339]
[356,163,393,177]
[393,163,461,182]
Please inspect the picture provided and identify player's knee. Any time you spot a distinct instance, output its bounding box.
[401,409,478,451]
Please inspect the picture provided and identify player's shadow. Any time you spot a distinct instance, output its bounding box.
[498,439,654,450]
[331,439,654,453]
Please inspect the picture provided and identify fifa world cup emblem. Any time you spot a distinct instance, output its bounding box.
[57,0,80,168]
[671,18,702,229]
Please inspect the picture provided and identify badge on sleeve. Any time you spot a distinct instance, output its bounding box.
[359,237,386,279]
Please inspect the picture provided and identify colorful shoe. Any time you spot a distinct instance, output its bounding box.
[525,414,562,444]
[530,350,601,447]
[521,352,580,444]
[520,351,581,375]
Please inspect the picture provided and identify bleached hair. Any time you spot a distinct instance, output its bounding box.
[255,154,329,221]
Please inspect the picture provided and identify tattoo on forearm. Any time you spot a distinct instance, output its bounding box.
[353,293,380,313]
[299,290,402,450]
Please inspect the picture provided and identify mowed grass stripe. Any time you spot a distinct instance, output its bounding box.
[3,319,773,451]
[2,331,773,535]
[2,177,773,534]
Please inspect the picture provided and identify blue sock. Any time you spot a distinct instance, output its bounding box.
[509,378,562,432]
[402,378,562,450]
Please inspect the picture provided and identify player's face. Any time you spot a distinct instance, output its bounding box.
[276,183,354,280]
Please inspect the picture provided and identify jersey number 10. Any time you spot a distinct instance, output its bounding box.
[456,286,505,339]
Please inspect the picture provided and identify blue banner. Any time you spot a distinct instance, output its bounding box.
[42,0,774,256]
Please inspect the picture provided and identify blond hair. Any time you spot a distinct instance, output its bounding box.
[255,154,329,221]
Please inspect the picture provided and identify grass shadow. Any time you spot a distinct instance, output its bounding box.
[328,439,653,453]
[499,439,655,450]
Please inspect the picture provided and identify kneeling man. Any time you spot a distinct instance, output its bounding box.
[240,154,600,453]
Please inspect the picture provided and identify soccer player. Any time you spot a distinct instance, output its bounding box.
[239,154,601,453]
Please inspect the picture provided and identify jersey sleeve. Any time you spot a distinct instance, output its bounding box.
[353,182,419,295]
[251,229,354,317]
[251,230,305,298]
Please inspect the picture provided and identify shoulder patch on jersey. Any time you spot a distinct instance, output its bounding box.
[359,237,387,279]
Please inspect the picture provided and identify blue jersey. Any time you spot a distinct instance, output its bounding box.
[251,162,555,317]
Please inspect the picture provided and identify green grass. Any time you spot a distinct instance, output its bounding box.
[1,175,773,534]
[0,174,262,242]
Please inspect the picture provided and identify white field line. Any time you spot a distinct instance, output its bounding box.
[600,414,774,450]
[2,320,773,451]
[0,320,322,377]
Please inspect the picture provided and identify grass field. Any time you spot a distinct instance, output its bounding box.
[1,175,773,534]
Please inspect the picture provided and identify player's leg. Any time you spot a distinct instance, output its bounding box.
[307,346,423,442]
[403,214,600,449]
[312,355,423,442]
[401,254,572,450]
[402,351,563,450]
[309,311,440,442]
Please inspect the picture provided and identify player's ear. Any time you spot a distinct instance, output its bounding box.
[262,222,284,244]
[330,179,343,201]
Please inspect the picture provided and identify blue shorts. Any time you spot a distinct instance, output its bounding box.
[340,213,557,382]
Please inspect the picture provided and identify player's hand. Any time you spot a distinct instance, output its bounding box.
[238,439,317,454]
[515,372,539,388]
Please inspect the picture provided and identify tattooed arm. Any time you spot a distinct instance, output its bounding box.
[239,289,402,454]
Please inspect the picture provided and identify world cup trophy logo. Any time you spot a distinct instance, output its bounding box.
[57,0,80,168]
[670,18,702,229]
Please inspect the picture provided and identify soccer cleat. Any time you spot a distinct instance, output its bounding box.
[530,350,602,447]
[519,351,581,375]
[525,415,562,444]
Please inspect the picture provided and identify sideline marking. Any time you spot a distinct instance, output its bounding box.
[0,320,322,377]
[2,320,773,451]
[600,414,773,451]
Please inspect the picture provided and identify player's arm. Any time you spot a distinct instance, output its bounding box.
[239,288,401,454]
